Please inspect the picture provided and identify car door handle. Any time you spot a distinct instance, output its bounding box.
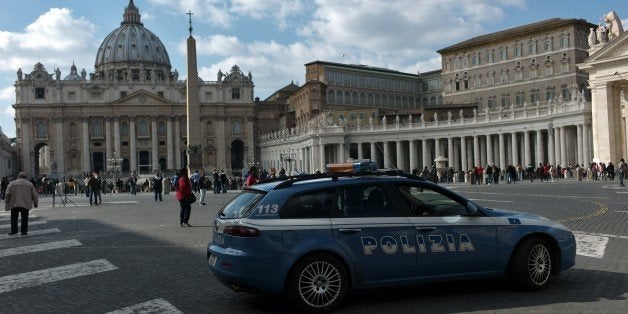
[338,228,362,234]
[415,226,436,232]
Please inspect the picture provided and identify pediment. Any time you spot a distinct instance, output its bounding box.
[581,31,628,65]
[112,90,173,105]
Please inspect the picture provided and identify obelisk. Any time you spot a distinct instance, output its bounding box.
[186,11,202,172]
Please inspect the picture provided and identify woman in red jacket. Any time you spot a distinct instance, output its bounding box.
[175,168,193,227]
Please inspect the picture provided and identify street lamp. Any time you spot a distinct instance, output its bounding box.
[106,151,123,187]
[281,153,296,175]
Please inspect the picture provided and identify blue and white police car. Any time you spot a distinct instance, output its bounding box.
[207,162,576,312]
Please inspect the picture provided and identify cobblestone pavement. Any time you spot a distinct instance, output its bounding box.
[0,179,626,313]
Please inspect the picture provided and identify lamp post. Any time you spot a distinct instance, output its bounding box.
[281,153,296,175]
[106,151,123,189]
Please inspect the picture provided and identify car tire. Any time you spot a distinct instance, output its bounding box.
[509,237,553,291]
[287,254,348,313]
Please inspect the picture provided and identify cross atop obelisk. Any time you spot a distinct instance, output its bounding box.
[186,10,193,36]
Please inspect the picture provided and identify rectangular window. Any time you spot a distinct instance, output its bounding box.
[486,50,494,63]
[158,91,164,98]
[500,48,508,60]
[501,96,510,108]
[232,88,240,99]
[205,92,212,100]
[546,89,555,101]
[488,98,495,109]
[35,87,45,100]
[90,91,102,99]
[516,93,524,106]
[529,40,537,54]
[531,90,539,103]
[545,38,553,51]
[560,35,569,48]
[120,91,127,98]
[67,91,76,100]
[472,53,480,66]
[514,43,522,57]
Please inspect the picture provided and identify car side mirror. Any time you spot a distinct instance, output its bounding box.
[466,202,479,215]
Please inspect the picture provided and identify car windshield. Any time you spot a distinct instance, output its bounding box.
[219,190,265,219]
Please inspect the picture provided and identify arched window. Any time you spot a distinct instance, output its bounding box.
[430,96,436,105]
[69,122,77,138]
[352,92,359,104]
[336,90,342,103]
[120,121,129,138]
[328,89,335,103]
[367,94,374,105]
[344,91,350,104]
[91,119,103,138]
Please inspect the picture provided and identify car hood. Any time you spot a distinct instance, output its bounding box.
[483,207,551,221]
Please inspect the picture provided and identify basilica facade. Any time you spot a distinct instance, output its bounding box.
[13,0,255,178]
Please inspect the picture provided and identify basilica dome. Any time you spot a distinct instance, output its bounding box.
[94,0,171,74]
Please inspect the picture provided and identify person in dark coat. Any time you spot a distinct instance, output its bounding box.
[5,172,38,235]
[153,172,164,201]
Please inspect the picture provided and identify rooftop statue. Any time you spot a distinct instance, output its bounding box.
[604,11,624,41]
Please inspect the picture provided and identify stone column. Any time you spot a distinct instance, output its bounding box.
[370,142,378,168]
[129,117,137,172]
[577,125,584,166]
[383,141,390,169]
[114,116,121,156]
[480,136,487,166]
[498,133,506,170]
[174,117,181,169]
[151,117,159,172]
[54,117,65,174]
[460,136,467,171]
[357,142,364,160]
[338,143,346,163]
[409,140,417,172]
[217,116,226,170]
[590,83,620,163]
[319,142,326,171]
[473,135,480,167]
[447,137,454,168]
[524,131,531,167]
[396,140,404,171]
[560,126,567,166]
[453,138,460,171]
[422,139,429,169]
[246,116,255,168]
[554,127,561,166]
[434,138,441,158]
[105,117,112,162]
[536,130,543,165]
[511,132,518,166]
[548,127,555,166]
[486,134,493,165]
[583,124,590,164]
[167,116,174,170]
[19,118,32,175]
[82,117,90,171]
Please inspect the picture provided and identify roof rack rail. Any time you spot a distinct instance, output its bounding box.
[271,169,423,190]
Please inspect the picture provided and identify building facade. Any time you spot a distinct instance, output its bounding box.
[258,18,608,174]
[13,0,255,178]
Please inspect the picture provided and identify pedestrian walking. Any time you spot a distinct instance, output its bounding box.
[129,173,138,195]
[175,168,193,227]
[5,172,38,236]
[199,172,208,205]
[153,172,164,201]
[220,170,228,193]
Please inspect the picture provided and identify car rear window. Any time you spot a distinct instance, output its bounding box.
[219,190,265,219]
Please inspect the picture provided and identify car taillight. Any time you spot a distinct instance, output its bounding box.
[223,226,260,237]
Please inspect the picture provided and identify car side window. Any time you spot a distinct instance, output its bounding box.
[336,185,394,217]
[280,189,335,219]
[397,184,468,217]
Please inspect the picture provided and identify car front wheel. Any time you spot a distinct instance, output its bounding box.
[510,237,553,290]
[287,254,348,313]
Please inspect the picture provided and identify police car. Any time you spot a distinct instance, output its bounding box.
[207,161,576,313]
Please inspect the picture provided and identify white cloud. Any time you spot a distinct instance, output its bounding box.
[0,86,13,101]
[147,0,234,28]
[0,7,97,73]
[182,34,245,56]
[231,0,304,29]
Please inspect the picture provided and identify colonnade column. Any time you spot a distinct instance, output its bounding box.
[151,117,159,171]
[535,130,543,165]
[174,117,181,170]
[434,138,441,158]
[383,141,390,169]
[583,124,590,164]
[480,137,487,166]
[523,131,530,167]
[166,116,174,170]
[560,126,567,167]
[113,116,121,156]
[554,127,561,166]
[498,133,506,170]
[460,136,467,171]
[370,143,378,167]
[577,125,584,166]
[130,117,137,172]
[319,142,326,171]
[357,142,364,160]
[511,133,518,166]
[473,135,480,167]
[447,137,454,168]
[486,135,493,165]
[548,128,555,166]
[53,117,65,174]
[82,117,90,171]
[422,140,429,169]
[105,117,113,162]
[396,141,405,171]
[409,140,417,172]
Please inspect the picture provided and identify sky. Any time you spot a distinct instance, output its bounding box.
[1,0,627,139]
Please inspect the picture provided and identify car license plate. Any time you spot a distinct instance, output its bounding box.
[208,254,217,267]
